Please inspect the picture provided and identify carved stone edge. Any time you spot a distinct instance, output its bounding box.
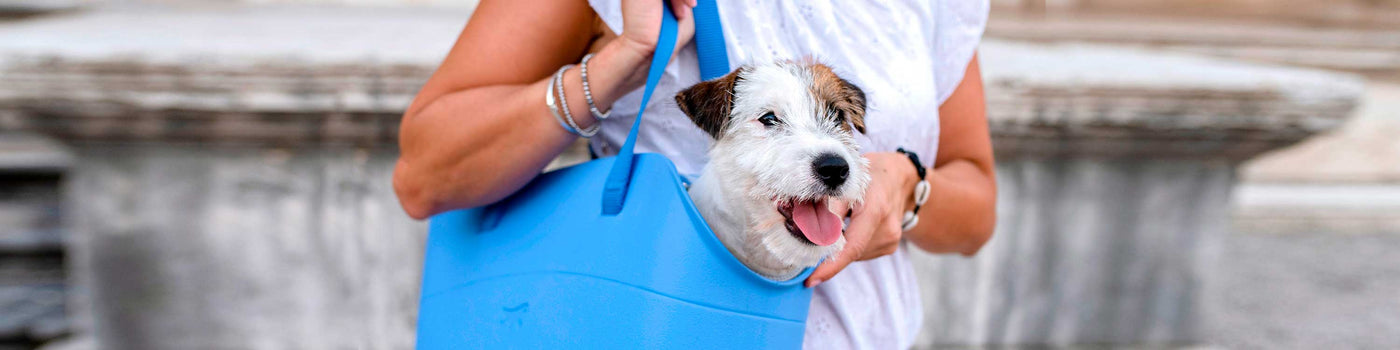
[979,40,1365,160]
[986,85,1359,160]
[0,55,430,146]
[0,46,1365,159]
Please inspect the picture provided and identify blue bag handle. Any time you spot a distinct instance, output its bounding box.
[602,1,729,215]
[692,0,732,81]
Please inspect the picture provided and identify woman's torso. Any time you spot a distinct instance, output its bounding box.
[586,0,987,347]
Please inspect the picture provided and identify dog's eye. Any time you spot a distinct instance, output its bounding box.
[758,112,779,127]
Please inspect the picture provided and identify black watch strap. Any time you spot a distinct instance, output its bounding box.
[895,147,928,215]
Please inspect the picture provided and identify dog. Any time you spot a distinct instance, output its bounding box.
[676,60,870,281]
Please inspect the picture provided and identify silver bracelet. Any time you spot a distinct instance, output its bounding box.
[545,65,580,135]
[554,64,600,138]
[580,53,611,120]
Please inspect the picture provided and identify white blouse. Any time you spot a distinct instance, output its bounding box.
[587,1,988,348]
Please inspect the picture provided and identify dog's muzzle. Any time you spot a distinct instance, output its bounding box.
[812,153,849,190]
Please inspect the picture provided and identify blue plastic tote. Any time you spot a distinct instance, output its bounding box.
[414,3,816,349]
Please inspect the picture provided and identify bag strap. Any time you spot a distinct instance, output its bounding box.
[692,0,731,82]
[602,1,730,215]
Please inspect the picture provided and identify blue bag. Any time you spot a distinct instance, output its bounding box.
[415,2,816,349]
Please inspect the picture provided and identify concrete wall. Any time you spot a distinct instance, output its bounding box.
[53,148,1243,349]
[911,160,1232,346]
[65,146,422,349]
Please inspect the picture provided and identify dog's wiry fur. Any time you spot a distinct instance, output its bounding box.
[678,61,870,280]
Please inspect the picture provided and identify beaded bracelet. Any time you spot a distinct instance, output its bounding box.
[550,64,599,138]
[896,147,931,231]
[545,65,579,136]
[580,53,611,121]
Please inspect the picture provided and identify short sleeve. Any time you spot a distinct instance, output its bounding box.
[932,0,989,105]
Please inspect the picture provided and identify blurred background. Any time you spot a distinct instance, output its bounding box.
[0,0,1396,349]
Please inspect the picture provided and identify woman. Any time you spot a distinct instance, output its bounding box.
[393,0,996,347]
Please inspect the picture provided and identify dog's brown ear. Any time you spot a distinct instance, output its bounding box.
[808,62,868,134]
[835,77,867,134]
[675,69,742,139]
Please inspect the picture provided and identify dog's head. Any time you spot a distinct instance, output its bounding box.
[676,61,870,273]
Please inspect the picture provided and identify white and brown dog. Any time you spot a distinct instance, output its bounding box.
[676,61,870,281]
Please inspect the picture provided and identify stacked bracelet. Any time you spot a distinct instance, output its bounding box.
[545,64,599,138]
[896,147,931,232]
[545,65,576,135]
[580,54,611,121]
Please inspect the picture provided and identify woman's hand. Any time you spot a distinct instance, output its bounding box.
[394,0,697,218]
[583,0,697,113]
[804,56,998,285]
[806,152,920,287]
[616,0,697,68]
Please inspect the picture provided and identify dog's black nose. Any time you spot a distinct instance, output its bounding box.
[812,153,849,189]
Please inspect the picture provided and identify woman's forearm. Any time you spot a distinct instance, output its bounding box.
[905,54,996,255]
[905,160,997,255]
[393,40,651,219]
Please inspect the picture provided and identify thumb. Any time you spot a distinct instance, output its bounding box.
[805,203,878,287]
[669,0,696,53]
[806,241,859,287]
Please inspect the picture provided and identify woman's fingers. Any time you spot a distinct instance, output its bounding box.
[806,153,917,287]
[669,0,696,55]
[863,214,903,259]
[807,200,883,287]
[670,0,694,17]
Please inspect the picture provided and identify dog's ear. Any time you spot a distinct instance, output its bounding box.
[808,63,868,134]
[834,77,867,134]
[675,69,742,139]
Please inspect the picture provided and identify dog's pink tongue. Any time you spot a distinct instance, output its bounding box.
[792,200,842,246]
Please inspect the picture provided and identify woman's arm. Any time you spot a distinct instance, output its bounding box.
[393,0,694,219]
[907,54,997,255]
[807,54,996,286]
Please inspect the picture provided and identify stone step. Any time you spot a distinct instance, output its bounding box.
[986,11,1400,77]
[990,0,1400,29]
[0,135,70,347]
[1232,183,1400,234]
[0,173,64,253]
[0,284,68,344]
